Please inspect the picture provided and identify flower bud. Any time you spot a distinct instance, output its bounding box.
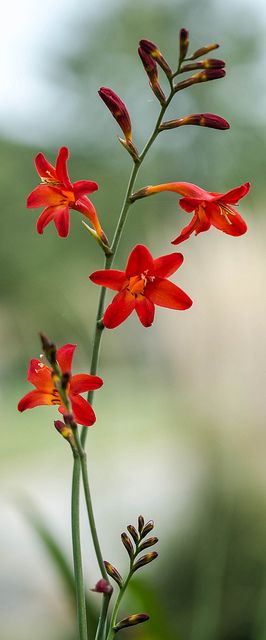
[190,43,219,60]
[181,59,225,72]
[138,47,166,104]
[141,520,155,537]
[121,532,134,559]
[98,87,132,143]
[127,524,139,544]
[54,420,73,440]
[138,536,158,552]
[61,371,70,390]
[138,515,145,534]
[160,113,230,131]
[114,613,149,631]
[139,39,172,78]
[175,68,225,92]
[91,579,113,594]
[104,561,123,588]
[133,551,158,572]
[39,333,56,366]
[179,28,189,62]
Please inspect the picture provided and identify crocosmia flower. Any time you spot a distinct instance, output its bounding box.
[27,146,106,241]
[136,181,250,244]
[18,344,103,426]
[90,244,192,329]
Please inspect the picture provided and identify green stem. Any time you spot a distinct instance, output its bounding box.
[71,453,88,640]
[105,572,133,640]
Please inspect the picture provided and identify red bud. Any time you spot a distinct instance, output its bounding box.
[160,113,230,131]
[179,28,189,62]
[139,39,172,77]
[98,87,132,142]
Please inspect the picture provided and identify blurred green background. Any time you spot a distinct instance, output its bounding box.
[1,0,266,639]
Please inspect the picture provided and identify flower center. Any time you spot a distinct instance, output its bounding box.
[126,271,155,297]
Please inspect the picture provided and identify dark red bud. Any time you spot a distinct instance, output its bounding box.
[175,68,225,91]
[141,520,155,538]
[190,43,219,60]
[179,28,189,61]
[133,551,158,572]
[91,579,113,594]
[138,536,159,552]
[121,532,134,558]
[98,87,132,142]
[160,113,230,131]
[127,524,139,544]
[181,59,225,72]
[139,39,172,78]
[114,613,149,631]
[138,515,145,534]
[104,561,123,588]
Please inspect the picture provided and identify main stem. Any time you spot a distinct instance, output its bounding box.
[72,453,88,640]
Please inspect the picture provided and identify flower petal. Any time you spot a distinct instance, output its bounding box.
[36,206,57,234]
[72,196,103,238]
[146,181,210,199]
[146,278,192,310]
[53,206,70,237]
[125,244,154,277]
[179,197,200,213]
[27,359,53,391]
[104,291,135,329]
[18,389,54,412]
[55,147,72,189]
[153,253,184,277]
[89,269,125,291]
[66,394,96,426]
[70,374,103,394]
[56,344,76,374]
[35,152,57,182]
[27,185,64,208]
[171,213,201,244]
[73,180,99,198]
[207,202,247,236]
[135,296,155,327]
[217,182,250,205]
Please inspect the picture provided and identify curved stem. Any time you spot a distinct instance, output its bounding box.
[71,453,88,640]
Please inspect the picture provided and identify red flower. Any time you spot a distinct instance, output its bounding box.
[90,244,192,329]
[18,343,103,426]
[27,146,106,241]
[138,181,250,244]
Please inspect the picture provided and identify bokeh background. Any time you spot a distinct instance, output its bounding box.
[1,0,266,639]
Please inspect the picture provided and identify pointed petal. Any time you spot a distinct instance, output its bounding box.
[73,180,98,198]
[146,278,193,310]
[104,291,135,329]
[135,297,155,327]
[125,245,154,277]
[66,394,96,426]
[56,344,76,374]
[153,253,184,277]
[27,359,53,391]
[18,389,54,412]
[70,374,103,394]
[36,206,57,234]
[27,185,64,208]
[89,269,125,291]
[218,182,250,205]
[207,202,247,236]
[171,213,201,244]
[35,152,57,182]
[53,206,70,237]
[55,147,72,189]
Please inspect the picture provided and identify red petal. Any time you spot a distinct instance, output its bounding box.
[207,202,247,236]
[179,197,200,213]
[27,359,53,391]
[146,181,209,199]
[55,147,72,189]
[36,206,57,234]
[56,344,76,374]
[70,374,103,394]
[53,206,70,237]
[146,278,192,310]
[18,389,54,412]
[217,182,250,205]
[171,213,201,244]
[72,196,103,238]
[125,245,154,277]
[89,269,125,291]
[35,152,57,181]
[104,291,135,329]
[135,297,155,327]
[153,253,184,277]
[66,394,96,426]
[73,180,98,198]
[27,185,64,208]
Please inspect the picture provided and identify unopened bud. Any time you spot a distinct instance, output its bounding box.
[139,39,172,78]
[175,68,225,91]
[160,113,230,131]
[64,413,74,426]
[114,613,149,631]
[54,420,73,440]
[181,58,225,72]
[138,515,145,534]
[121,532,134,559]
[91,579,113,594]
[179,28,189,62]
[39,333,56,366]
[118,137,140,162]
[138,536,158,552]
[190,43,219,60]
[138,47,166,104]
[127,524,139,544]
[141,520,155,537]
[104,561,123,588]
[133,551,158,572]
[99,87,132,143]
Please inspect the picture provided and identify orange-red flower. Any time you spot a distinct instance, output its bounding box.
[136,181,250,244]
[18,343,103,426]
[90,244,192,329]
[27,146,106,241]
